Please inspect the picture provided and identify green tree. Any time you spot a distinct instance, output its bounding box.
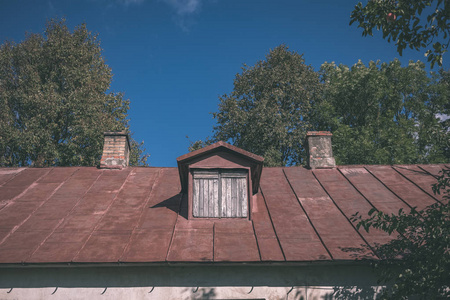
[352,167,450,299]
[350,0,450,67]
[211,45,322,166]
[0,19,148,167]
[317,59,449,165]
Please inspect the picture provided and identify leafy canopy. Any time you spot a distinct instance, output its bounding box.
[191,45,448,167]
[350,0,450,67]
[0,19,148,167]
[317,59,449,165]
[209,45,322,167]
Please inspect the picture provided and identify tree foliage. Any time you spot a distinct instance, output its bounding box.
[0,19,148,167]
[350,0,450,67]
[211,45,322,166]
[352,167,450,299]
[317,59,449,165]
[193,46,448,166]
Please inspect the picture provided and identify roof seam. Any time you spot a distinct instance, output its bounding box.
[26,168,104,263]
[337,167,410,252]
[4,168,53,205]
[259,188,286,261]
[251,219,262,262]
[364,167,413,210]
[392,166,442,204]
[337,168,378,212]
[416,165,439,179]
[22,168,82,261]
[73,168,134,262]
[0,168,57,247]
[311,170,379,260]
[282,168,334,261]
[59,169,111,262]
[0,168,26,187]
[165,193,183,262]
[119,168,164,262]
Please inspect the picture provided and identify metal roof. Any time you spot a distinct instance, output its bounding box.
[0,164,446,264]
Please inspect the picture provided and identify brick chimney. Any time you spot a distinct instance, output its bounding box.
[306,131,336,169]
[99,131,130,169]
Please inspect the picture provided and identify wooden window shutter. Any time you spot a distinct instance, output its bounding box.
[193,170,219,217]
[192,170,247,218]
[220,170,247,217]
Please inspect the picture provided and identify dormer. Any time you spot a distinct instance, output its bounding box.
[177,141,264,220]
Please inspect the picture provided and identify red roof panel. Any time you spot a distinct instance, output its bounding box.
[121,229,173,262]
[74,232,131,263]
[366,166,438,210]
[28,231,90,263]
[340,167,410,213]
[418,164,448,177]
[393,165,443,202]
[313,169,392,249]
[284,167,373,260]
[214,224,260,262]
[0,163,445,265]
[260,168,331,261]
[0,230,49,263]
[0,168,24,186]
[167,227,213,262]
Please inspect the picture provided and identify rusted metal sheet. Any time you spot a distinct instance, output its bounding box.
[313,169,393,248]
[284,167,374,260]
[0,168,50,202]
[260,168,331,261]
[0,230,49,263]
[0,168,25,186]
[252,193,284,261]
[214,220,260,262]
[393,165,444,202]
[121,228,173,262]
[28,231,89,263]
[418,164,448,177]
[74,232,132,263]
[167,227,214,262]
[366,166,439,210]
[340,167,410,213]
[123,168,180,262]
[0,164,446,265]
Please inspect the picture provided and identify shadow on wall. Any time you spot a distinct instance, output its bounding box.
[331,285,382,300]
[185,287,216,299]
[0,265,384,299]
[179,285,382,300]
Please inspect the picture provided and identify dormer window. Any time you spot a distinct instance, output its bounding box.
[177,141,264,220]
[193,169,248,218]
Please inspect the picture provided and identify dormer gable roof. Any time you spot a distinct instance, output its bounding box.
[177,141,264,194]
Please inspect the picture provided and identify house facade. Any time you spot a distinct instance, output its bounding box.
[0,132,446,299]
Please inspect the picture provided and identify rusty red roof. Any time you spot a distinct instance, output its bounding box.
[0,164,447,264]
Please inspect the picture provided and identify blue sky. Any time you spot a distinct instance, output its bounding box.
[1,0,446,166]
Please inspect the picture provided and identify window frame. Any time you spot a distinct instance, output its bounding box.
[188,167,252,220]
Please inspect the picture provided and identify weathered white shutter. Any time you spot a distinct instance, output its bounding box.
[193,170,247,218]
[220,171,247,217]
[193,171,219,217]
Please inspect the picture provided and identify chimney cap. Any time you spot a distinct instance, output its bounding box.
[104,130,128,136]
[306,131,332,137]
[103,131,131,149]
